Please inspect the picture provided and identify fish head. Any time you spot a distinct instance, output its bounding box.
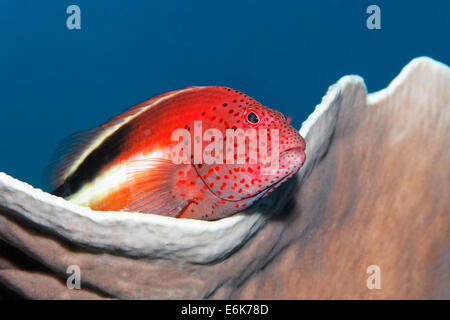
[190,87,306,209]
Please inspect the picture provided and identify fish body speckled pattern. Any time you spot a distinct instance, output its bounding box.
[48,86,305,220]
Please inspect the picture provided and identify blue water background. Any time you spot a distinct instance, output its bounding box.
[0,0,448,190]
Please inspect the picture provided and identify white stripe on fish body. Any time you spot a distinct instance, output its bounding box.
[68,150,167,206]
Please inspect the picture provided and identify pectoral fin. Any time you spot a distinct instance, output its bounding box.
[123,158,190,217]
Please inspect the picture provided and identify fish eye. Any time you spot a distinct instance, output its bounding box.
[246,112,260,124]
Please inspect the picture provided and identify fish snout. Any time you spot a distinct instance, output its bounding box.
[279,127,306,167]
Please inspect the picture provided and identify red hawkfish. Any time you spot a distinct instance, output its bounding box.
[48,86,306,220]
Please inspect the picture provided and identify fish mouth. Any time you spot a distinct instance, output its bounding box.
[237,146,306,201]
[262,145,306,169]
[192,146,306,203]
[284,146,306,164]
[281,146,305,157]
[255,146,305,197]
